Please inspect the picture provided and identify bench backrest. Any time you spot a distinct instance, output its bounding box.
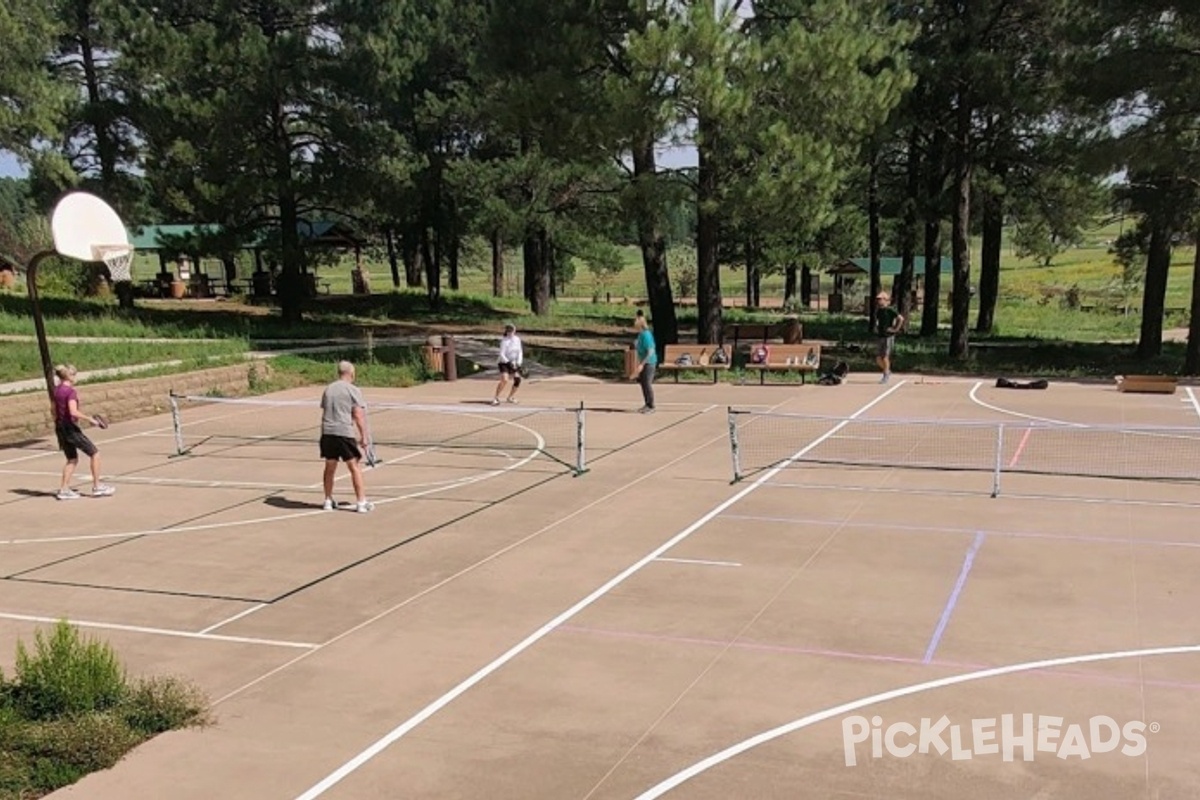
[745,343,821,367]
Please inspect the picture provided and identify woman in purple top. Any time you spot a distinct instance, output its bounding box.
[52,365,114,500]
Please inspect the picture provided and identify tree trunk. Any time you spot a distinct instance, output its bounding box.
[272,97,304,323]
[448,227,460,292]
[695,116,722,344]
[1185,226,1200,374]
[491,229,504,297]
[744,240,760,308]
[523,227,550,315]
[630,132,677,353]
[795,264,807,307]
[868,153,882,332]
[1137,220,1173,360]
[385,227,401,288]
[975,183,1004,334]
[898,126,920,321]
[523,229,535,303]
[920,221,943,337]
[544,230,557,301]
[920,124,946,338]
[948,93,973,360]
[402,227,422,287]
[421,226,440,308]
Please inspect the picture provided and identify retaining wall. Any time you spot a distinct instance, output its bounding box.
[0,362,271,446]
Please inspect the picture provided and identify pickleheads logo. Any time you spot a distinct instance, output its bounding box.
[842,714,1154,767]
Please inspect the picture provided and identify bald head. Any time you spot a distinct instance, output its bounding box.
[338,360,355,380]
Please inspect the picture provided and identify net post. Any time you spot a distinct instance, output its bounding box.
[728,407,743,483]
[992,423,1004,497]
[169,392,185,456]
[574,402,587,475]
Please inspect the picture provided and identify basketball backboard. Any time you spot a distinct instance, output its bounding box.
[50,191,131,263]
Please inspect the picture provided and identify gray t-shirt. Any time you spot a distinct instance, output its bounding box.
[320,380,365,438]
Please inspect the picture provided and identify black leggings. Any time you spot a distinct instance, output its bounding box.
[638,363,655,409]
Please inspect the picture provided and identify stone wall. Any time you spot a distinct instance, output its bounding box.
[0,362,271,446]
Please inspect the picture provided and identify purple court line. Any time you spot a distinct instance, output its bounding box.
[923,531,985,664]
[556,624,1200,693]
[723,513,1200,551]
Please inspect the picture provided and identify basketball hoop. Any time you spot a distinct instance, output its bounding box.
[95,245,133,283]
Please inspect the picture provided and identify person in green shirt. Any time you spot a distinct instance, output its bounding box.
[633,310,657,413]
[874,291,904,384]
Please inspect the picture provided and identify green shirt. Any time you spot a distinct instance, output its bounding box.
[635,329,657,365]
[877,306,901,336]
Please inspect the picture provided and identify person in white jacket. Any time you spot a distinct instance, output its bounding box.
[492,323,524,405]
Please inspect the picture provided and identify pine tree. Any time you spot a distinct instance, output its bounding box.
[0,0,70,178]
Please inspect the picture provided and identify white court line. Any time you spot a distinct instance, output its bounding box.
[0,611,316,650]
[290,381,907,800]
[211,400,758,711]
[632,643,1200,798]
[967,381,1086,427]
[654,557,741,568]
[1186,387,1200,423]
[757,479,1200,508]
[0,448,539,546]
[198,603,268,635]
[0,401,270,466]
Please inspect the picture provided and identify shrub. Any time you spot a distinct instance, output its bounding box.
[21,713,143,774]
[12,621,128,721]
[120,676,212,736]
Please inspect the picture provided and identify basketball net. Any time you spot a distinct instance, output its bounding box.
[95,245,133,283]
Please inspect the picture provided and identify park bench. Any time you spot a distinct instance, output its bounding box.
[742,343,822,385]
[726,319,803,355]
[657,344,731,383]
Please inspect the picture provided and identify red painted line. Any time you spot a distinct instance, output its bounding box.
[1008,426,1033,468]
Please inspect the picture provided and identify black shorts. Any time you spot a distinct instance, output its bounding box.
[498,362,519,376]
[319,434,361,462]
[56,423,97,460]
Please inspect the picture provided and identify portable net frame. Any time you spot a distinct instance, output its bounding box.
[95,244,133,282]
[169,394,588,475]
[726,408,1200,497]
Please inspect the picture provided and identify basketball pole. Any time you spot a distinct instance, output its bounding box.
[24,250,59,406]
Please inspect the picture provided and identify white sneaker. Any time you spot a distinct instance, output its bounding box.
[91,484,115,497]
[356,500,374,513]
[506,397,518,404]
[56,489,81,501]
[490,398,500,406]
[322,498,335,511]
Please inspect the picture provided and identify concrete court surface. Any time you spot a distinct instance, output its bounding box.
[0,370,1197,799]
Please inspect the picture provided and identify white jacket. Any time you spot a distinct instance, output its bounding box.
[499,335,523,367]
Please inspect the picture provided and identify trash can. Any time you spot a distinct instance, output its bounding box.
[624,346,638,381]
[422,335,444,374]
[828,293,844,313]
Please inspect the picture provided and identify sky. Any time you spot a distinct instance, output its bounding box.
[0,151,24,179]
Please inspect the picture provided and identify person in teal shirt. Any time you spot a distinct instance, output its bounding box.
[633,310,657,413]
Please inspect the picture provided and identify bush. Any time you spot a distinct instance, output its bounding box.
[12,621,128,721]
[21,713,143,774]
[120,676,211,736]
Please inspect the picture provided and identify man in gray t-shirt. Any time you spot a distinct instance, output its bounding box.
[319,361,373,512]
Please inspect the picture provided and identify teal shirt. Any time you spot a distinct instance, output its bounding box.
[635,329,657,366]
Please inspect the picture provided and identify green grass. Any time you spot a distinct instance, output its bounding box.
[0,340,248,382]
[247,345,434,393]
[0,621,210,800]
